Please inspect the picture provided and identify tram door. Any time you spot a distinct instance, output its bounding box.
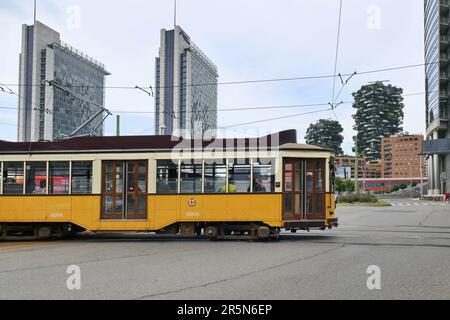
[101,160,148,220]
[283,159,326,221]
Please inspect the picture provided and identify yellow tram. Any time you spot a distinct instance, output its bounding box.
[0,130,338,240]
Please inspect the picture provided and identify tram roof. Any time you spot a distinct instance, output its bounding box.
[0,130,334,154]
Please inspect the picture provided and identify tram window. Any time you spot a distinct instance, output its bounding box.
[156,160,178,194]
[284,194,293,215]
[180,163,202,194]
[306,194,313,214]
[49,162,69,195]
[71,161,92,194]
[25,162,47,195]
[252,159,275,193]
[306,172,313,192]
[204,161,227,193]
[315,170,323,190]
[228,160,251,193]
[3,162,24,195]
[128,161,147,193]
[316,196,324,213]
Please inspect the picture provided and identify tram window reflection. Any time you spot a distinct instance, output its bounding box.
[25,162,47,195]
[3,162,24,195]
[156,160,178,194]
[180,163,202,194]
[72,162,92,194]
[228,160,250,193]
[49,162,69,195]
[204,161,226,193]
[252,159,275,193]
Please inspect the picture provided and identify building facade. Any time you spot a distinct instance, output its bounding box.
[18,21,110,142]
[335,156,366,180]
[155,26,218,139]
[424,0,450,194]
[381,133,426,179]
[365,160,383,179]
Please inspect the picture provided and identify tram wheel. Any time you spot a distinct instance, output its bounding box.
[36,226,52,239]
[205,226,218,239]
[256,226,270,239]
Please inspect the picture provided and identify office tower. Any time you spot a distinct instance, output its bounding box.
[424,0,450,194]
[18,21,110,142]
[155,25,218,139]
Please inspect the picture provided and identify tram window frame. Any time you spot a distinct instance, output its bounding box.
[49,162,70,195]
[228,159,251,193]
[156,160,178,194]
[71,161,93,195]
[3,162,25,195]
[252,159,276,193]
[180,162,202,194]
[25,162,47,195]
[204,160,227,194]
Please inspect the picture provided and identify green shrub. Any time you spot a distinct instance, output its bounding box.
[338,194,379,204]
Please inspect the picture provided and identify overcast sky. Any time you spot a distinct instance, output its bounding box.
[0,0,425,154]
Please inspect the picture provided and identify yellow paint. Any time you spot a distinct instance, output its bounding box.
[149,194,283,230]
[0,196,99,229]
[325,193,336,226]
[0,193,336,231]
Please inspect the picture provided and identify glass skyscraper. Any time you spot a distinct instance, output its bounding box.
[155,26,218,139]
[17,21,110,142]
[424,0,450,194]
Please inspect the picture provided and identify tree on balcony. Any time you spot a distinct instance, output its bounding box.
[305,119,344,155]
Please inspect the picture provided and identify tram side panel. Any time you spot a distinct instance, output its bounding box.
[0,195,100,230]
[149,194,283,230]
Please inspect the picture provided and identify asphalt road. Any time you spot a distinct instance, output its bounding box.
[0,198,449,300]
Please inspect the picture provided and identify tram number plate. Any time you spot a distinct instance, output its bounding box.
[185,212,200,217]
[49,213,64,218]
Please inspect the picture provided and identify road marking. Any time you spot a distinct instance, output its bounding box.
[0,242,57,251]
[391,202,446,207]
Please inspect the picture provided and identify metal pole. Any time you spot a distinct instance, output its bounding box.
[34,0,37,23]
[354,135,358,193]
[420,156,423,199]
[116,115,120,137]
[174,0,177,28]
[410,163,413,198]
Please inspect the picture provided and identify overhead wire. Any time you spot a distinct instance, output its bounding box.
[0,61,436,91]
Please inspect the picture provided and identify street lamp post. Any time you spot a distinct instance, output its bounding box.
[408,163,413,198]
[354,135,359,194]
[420,156,424,199]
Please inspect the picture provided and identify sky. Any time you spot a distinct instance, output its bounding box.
[0,0,425,155]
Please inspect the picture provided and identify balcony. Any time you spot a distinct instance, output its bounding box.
[441,54,449,63]
[441,35,449,49]
[441,0,450,15]
[441,18,450,33]
[423,139,450,155]
[441,72,449,82]
[440,109,449,121]
[427,108,449,136]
